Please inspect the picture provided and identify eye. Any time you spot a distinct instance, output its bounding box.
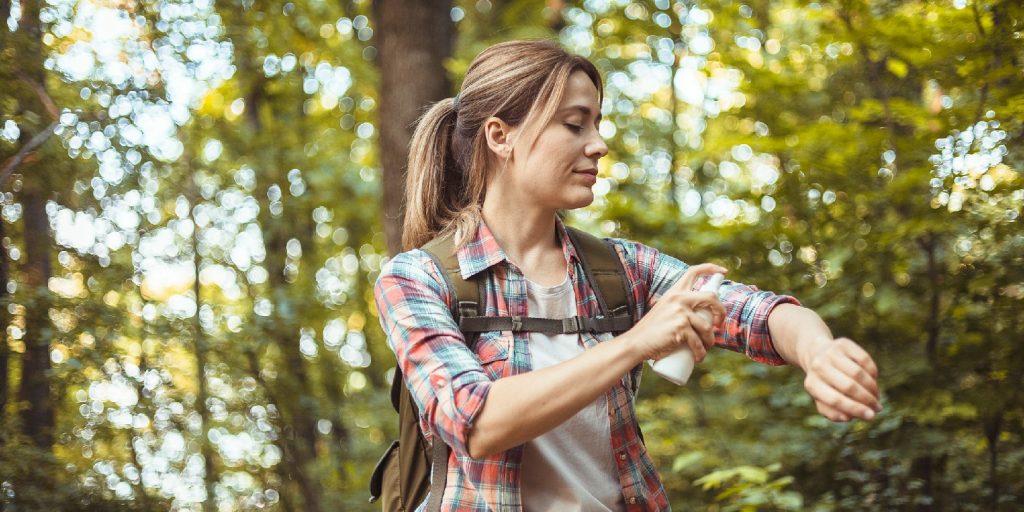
[564,123,583,134]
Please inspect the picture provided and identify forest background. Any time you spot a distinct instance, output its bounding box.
[1,0,1022,510]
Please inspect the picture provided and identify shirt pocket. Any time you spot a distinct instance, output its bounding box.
[473,330,511,381]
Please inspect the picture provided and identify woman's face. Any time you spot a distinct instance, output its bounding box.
[501,70,608,211]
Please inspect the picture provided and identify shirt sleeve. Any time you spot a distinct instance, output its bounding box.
[609,238,800,366]
[373,249,493,456]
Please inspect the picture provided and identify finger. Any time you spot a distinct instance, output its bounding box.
[815,401,850,423]
[669,263,728,295]
[680,325,707,363]
[805,373,877,421]
[709,297,727,328]
[682,291,727,327]
[686,310,716,351]
[837,338,879,379]
[828,349,881,404]
[818,362,881,412]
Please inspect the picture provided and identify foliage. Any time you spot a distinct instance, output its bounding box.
[0,0,1021,510]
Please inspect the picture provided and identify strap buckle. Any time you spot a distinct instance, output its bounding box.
[562,316,583,333]
[458,300,479,319]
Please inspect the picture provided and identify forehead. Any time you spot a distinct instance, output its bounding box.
[559,70,601,111]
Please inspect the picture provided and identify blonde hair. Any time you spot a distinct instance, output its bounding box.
[402,40,603,251]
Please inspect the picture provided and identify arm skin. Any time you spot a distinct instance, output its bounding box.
[467,332,644,458]
[767,303,883,422]
[465,274,882,459]
[466,263,726,459]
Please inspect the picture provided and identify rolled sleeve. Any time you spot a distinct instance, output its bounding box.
[610,239,800,365]
[373,250,493,456]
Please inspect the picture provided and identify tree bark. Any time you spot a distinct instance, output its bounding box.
[986,412,1003,511]
[19,187,54,448]
[12,0,55,451]
[0,218,8,425]
[373,0,454,255]
[188,161,218,512]
[222,10,322,502]
[245,80,322,511]
[918,233,940,363]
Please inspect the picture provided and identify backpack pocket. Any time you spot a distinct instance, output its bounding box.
[474,331,511,380]
[369,439,400,508]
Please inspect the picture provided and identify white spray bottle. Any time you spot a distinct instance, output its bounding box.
[649,273,725,385]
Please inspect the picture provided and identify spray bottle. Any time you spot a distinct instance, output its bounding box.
[649,273,725,385]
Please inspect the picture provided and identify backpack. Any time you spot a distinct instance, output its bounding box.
[368,226,638,511]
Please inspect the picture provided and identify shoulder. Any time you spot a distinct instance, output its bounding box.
[375,248,449,297]
[601,237,661,266]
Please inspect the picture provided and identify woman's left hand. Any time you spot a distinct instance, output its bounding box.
[802,337,882,422]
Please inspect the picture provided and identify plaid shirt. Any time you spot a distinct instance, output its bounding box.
[374,218,800,511]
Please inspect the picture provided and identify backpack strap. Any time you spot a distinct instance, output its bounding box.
[565,227,645,408]
[416,233,484,512]
[421,234,485,345]
[564,226,636,331]
[453,227,634,336]
[388,227,639,511]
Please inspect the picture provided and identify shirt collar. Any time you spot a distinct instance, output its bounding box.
[456,215,581,280]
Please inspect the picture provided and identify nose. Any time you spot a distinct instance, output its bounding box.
[586,128,608,160]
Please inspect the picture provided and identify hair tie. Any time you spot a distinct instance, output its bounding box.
[452,95,460,112]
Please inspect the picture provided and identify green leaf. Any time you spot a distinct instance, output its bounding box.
[886,58,909,78]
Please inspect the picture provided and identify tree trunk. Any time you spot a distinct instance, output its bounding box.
[0,0,10,31]
[12,0,55,452]
[918,233,940,363]
[189,163,218,512]
[224,12,323,502]
[245,77,322,511]
[986,412,1003,511]
[244,348,304,512]
[19,187,54,448]
[0,218,8,425]
[317,350,350,473]
[374,0,454,255]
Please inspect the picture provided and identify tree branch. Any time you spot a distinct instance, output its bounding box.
[16,71,60,121]
[0,120,58,186]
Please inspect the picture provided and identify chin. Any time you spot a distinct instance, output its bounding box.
[563,190,595,209]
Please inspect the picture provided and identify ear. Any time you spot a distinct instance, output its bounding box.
[483,116,515,160]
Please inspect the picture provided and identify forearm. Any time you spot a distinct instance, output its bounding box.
[467,333,644,458]
[767,303,834,371]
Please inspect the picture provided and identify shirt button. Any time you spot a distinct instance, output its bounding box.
[434,378,447,388]
[619,452,627,461]
[628,497,637,505]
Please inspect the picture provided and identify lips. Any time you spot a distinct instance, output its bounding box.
[574,168,598,185]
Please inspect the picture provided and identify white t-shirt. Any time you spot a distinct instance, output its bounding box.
[520,275,625,512]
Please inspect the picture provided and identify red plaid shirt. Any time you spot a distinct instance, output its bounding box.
[374,218,799,511]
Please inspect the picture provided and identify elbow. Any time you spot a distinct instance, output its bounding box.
[465,434,488,460]
[427,378,494,459]
[465,428,502,460]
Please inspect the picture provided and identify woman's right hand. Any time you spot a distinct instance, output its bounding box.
[626,263,728,364]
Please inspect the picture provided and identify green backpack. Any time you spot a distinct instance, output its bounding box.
[369,227,638,511]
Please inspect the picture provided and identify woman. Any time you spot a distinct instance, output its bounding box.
[374,40,881,511]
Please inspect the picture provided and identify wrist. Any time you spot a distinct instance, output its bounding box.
[612,331,647,367]
[797,335,835,371]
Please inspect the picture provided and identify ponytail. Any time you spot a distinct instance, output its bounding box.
[402,97,482,251]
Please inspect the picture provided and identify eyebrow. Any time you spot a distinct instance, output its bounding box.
[560,105,602,122]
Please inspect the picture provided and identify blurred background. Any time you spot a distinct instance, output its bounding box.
[1,0,1022,510]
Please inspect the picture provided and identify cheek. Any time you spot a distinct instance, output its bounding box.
[529,138,576,168]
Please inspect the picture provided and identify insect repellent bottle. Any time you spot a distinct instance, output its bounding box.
[650,273,725,385]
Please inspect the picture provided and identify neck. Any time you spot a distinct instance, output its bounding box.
[481,191,560,267]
